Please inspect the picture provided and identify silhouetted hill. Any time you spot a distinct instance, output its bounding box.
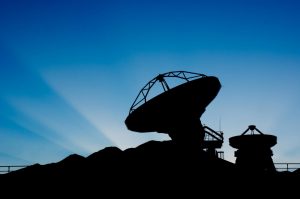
[0,140,299,196]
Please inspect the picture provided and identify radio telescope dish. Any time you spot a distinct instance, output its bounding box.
[125,71,221,147]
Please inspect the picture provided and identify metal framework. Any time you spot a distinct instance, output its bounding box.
[204,125,224,143]
[241,125,264,135]
[129,71,207,114]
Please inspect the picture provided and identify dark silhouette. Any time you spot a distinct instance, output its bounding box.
[0,71,299,196]
[125,71,223,152]
[230,125,277,172]
[0,140,298,196]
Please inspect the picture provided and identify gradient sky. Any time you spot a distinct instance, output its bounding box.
[0,0,300,165]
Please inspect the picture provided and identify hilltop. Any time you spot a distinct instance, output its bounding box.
[0,140,299,196]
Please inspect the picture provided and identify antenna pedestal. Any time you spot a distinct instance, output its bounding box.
[167,118,205,149]
[234,146,275,172]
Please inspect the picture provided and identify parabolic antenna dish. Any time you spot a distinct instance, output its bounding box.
[125,71,221,133]
[229,134,277,149]
[229,125,277,149]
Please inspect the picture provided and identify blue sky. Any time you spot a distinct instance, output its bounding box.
[0,0,300,164]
